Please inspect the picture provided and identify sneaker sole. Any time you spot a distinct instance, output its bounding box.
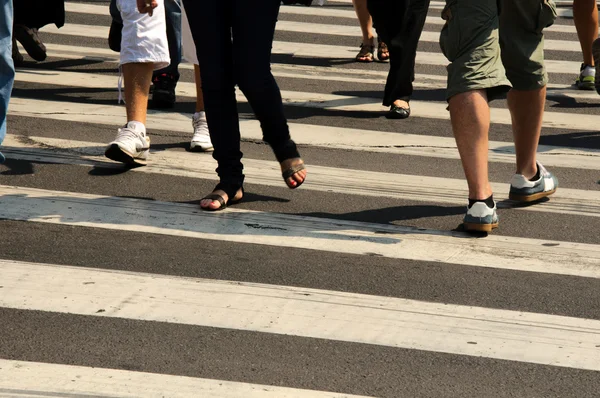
[463,222,499,233]
[105,144,148,166]
[189,144,214,153]
[509,188,556,202]
[576,82,595,91]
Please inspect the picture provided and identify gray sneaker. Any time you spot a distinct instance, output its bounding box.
[509,162,558,202]
[463,202,499,233]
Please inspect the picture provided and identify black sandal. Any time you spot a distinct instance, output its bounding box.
[282,163,306,189]
[200,183,244,211]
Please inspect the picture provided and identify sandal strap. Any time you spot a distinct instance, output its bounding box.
[282,164,306,180]
[201,193,226,207]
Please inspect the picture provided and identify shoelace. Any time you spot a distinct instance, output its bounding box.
[116,127,144,142]
[192,116,208,133]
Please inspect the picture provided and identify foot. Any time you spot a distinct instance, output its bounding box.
[105,121,150,166]
[13,25,46,62]
[190,111,214,152]
[151,73,177,109]
[377,38,389,62]
[576,63,595,91]
[355,39,375,62]
[281,158,307,189]
[386,100,410,119]
[593,38,600,95]
[463,202,499,233]
[509,162,558,202]
[200,187,244,211]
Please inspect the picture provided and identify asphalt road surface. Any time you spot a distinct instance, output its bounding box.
[1,1,599,397]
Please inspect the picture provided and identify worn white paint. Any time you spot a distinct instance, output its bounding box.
[4,135,600,219]
[7,96,600,171]
[63,2,578,34]
[0,186,599,278]
[12,62,600,133]
[43,21,582,53]
[0,360,369,398]
[1,260,600,370]
[40,28,581,75]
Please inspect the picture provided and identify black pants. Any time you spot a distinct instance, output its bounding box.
[367,0,430,106]
[182,0,299,189]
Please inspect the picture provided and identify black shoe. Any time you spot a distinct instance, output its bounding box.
[386,104,411,119]
[108,20,123,52]
[12,37,24,66]
[13,24,46,62]
[151,73,177,109]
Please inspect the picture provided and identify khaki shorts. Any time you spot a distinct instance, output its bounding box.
[439,0,557,100]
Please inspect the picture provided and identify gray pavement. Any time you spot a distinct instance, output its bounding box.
[0,1,599,397]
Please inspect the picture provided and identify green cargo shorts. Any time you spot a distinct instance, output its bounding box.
[439,0,557,100]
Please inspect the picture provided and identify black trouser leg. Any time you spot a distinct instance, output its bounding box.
[367,0,430,106]
[232,0,299,163]
[182,0,244,189]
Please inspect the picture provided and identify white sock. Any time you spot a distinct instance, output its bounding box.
[126,120,146,134]
[582,65,596,77]
[193,111,206,120]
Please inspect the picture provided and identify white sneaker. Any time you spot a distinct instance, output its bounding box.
[105,121,150,166]
[190,111,213,152]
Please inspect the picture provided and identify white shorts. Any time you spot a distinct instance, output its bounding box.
[117,0,170,70]
[181,4,198,65]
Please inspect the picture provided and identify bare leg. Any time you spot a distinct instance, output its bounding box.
[194,64,205,113]
[508,87,546,179]
[448,90,493,200]
[574,0,599,66]
[352,0,375,45]
[122,62,154,123]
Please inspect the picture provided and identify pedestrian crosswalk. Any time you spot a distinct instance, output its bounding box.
[1,1,599,396]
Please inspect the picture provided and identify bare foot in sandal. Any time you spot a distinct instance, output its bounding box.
[281,158,307,189]
[355,41,375,62]
[200,187,244,211]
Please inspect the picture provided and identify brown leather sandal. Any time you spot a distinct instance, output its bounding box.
[377,38,390,62]
[355,43,374,62]
[282,163,306,189]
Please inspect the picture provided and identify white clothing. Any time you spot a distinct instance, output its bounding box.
[117,0,170,70]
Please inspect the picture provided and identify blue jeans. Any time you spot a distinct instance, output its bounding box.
[0,0,14,162]
[110,0,181,80]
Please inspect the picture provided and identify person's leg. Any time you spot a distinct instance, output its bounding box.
[573,0,598,89]
[0,0,14,163]
[232,0,306,189]
[368,0,430,116]
[151,0,181,108]
[105,0,170,166]
[352,0,375,61]
[500,0,558,201]
[189,63,213,152]
[440,0,507,231]
[182,0,244,209]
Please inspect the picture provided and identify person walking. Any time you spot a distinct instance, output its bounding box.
[109,0,181,108]
[440,0,559,232]
[182,0,307,211]
[352,0,388,62]
[367,0,430,119]
[104,0,170,166]
[12,0,64,64]
[573,0,598,90]
[0,0,15,163]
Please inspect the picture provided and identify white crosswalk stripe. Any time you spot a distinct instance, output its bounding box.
[2,1,600,396]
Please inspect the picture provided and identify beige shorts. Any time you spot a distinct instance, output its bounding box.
[439,0,557,100]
